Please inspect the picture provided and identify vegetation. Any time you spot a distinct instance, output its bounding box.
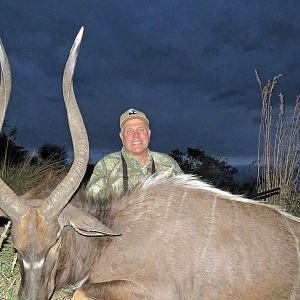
[256,70,300,215]
[39,144,68,169]
[170,147,246,193]
[0,127,28,166]
[0,222,19,300]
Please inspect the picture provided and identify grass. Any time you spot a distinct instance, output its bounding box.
[0,232,19,300]
[1,155,66,196]
[256,70,300,215]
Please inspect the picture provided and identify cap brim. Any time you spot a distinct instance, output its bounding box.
[120,116,149,128]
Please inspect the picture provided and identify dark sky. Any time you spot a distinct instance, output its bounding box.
[0,0,299,166]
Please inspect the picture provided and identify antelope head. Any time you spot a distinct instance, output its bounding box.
[0,28,115,300]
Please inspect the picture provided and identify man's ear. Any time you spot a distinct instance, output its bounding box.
[60,204,121,237]
[119,131,124,144]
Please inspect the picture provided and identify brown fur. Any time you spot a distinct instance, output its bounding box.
[10,173,300,299]
[71,174,300,299]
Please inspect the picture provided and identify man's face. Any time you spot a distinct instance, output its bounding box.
[120,118,151,157]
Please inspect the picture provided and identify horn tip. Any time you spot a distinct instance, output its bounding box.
[77,27,84,42]
[70,27,84,55]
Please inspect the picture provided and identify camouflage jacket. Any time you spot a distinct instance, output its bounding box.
[86,147,183,203]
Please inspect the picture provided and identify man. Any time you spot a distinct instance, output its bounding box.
[86,108,183,206]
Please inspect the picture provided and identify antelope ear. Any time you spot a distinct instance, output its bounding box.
[61,204,121,237]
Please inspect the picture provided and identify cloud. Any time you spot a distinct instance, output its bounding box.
[1,0,300,166]
[263,20,300,49]
[121,46,197,87]
[210,89,247,104]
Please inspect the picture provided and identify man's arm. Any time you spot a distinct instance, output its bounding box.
[152,152,184,175]
[86,159,110,203]
[169,157,184,175]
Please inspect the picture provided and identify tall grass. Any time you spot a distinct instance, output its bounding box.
[256,70,300,215]
[0,155,72,299]
[1,156,66,196]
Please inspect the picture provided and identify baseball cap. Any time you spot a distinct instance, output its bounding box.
[120,108,149,128]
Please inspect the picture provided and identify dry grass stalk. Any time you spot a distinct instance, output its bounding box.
[256,70,300,214]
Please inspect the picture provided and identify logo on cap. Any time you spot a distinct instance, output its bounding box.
[128,109,137,115]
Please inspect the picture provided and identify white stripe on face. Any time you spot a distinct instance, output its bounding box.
[23,258,45,270]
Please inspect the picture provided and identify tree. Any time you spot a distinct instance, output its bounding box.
[170,147,238,191]
[0,126,28,165]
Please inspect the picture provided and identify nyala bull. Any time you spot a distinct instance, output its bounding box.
[0,28,300,300]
